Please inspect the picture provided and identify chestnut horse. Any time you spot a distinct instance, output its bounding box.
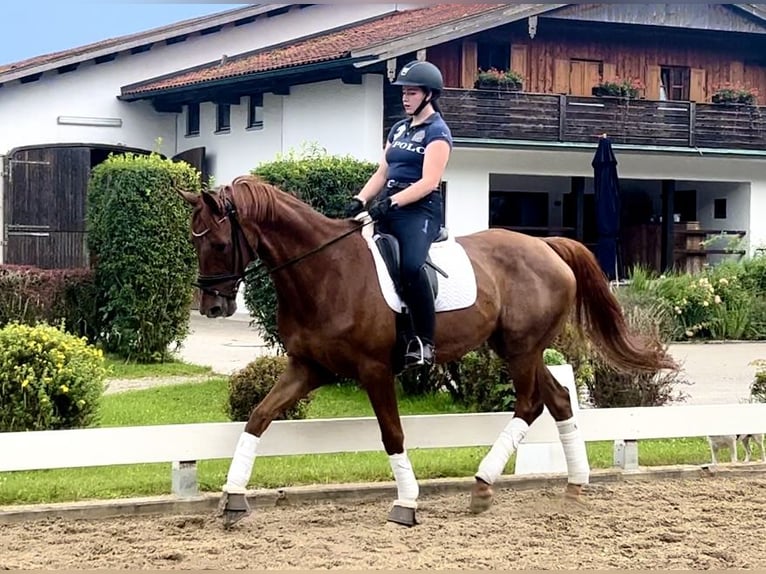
[178,175,675,528]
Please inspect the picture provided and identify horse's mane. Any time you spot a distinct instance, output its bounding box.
[206,174,332,226]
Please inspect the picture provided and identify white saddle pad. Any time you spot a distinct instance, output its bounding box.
[360,221,477,314]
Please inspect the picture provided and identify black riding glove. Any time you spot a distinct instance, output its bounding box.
[368,197,396,221]
[344,197,365,218]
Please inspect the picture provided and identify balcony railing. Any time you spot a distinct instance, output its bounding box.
[437,88,766,151]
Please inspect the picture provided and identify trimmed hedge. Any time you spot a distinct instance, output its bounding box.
[243,144,377,350]
[0,265,98,339]
[86,152,200,362]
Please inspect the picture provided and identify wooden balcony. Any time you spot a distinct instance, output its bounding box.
[436,88,766,151]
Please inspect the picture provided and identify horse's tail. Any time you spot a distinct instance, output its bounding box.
[543,236,678,374]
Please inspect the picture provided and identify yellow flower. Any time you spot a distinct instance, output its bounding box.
[59,384,69,394]
[21,379,30,388]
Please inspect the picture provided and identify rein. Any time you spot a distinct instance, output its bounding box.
[193,197,374,300]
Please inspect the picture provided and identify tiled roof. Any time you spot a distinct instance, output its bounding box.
[121,4,501,96]
[0,4,289,81]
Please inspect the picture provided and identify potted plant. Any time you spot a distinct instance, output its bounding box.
[474,67,524,91]
[712,83,759,105]
[592,76,644,99]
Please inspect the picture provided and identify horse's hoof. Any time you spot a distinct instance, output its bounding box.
[469,481,494,514]
[387,502,418,527]
[217,491,251,529]
[563,483,590,509]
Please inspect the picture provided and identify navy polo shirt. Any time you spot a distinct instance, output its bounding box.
[385,112,453,185]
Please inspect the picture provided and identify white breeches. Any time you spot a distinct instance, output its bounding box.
[224,431,260,493]
[389,451,419,507]
[557,417,590,484]
[476,417,529,484]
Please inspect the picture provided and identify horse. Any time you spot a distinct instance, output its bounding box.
[178,174,676,529]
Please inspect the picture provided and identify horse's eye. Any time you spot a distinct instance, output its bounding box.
[211,242,226,252]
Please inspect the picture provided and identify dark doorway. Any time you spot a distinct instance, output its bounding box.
[3,143,205,269]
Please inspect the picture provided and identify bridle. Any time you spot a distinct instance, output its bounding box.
[192,196,373,301]
[192,198,254,300]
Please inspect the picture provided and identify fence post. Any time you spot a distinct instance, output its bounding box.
[613,439,639,470]
[172,460,199,497]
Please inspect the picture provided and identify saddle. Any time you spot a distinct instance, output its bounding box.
[373,225,450,303]
[373,225,450,375]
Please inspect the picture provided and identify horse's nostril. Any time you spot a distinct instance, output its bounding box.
[209,306,222,316]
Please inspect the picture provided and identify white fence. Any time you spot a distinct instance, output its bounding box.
[2,366,765,497]
[2,403,766,495]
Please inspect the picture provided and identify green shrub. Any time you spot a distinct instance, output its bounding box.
[227,355,311,421]
[243,143,377,350]
[86,152,200,362]
[543,347,567,366]
[0,265,99,340]
[750,360,766,403]
[620,260,766,341]
[0,322,107,432]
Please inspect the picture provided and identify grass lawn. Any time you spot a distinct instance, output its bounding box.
[104,354,213,380]
[1,377,719,506]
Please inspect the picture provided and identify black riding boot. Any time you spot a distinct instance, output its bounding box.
[402,268,436,369]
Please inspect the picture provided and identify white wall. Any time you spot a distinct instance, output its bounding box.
[176,75,384,184]
[0,4,403,156]
[442,146,766,253]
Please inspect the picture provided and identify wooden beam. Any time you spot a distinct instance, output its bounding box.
[571,176,585,242]
[341,69,363,85]
[661,179,676,271]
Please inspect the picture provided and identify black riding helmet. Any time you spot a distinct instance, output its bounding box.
[392,60,444,116]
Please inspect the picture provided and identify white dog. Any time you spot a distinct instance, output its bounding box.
[707,434,766,465]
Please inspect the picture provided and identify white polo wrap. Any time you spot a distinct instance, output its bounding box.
[224,431,260,493]
[389,451,419,506]
[476,417,529,484]
[557,417,590,484]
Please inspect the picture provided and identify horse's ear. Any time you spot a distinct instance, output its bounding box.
[201,189,222,216]
[177,189,200,205]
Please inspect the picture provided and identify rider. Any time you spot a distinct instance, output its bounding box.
[345,59,453,370]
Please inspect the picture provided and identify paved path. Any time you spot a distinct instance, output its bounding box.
[160,312,766,406]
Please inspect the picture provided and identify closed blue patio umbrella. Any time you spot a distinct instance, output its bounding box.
[592,135,621,281]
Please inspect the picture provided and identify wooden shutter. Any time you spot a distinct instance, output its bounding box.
[569,60,585,96]
[461,40,478,88]
[690,68,707,102]
[602,62,617,82]
[730,61,744,84]
[553,58,570,94]
[586,61,601,95]
[645,65,661,100]
[510,44,528,85]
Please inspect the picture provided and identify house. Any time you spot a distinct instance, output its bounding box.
[3,3,766,279]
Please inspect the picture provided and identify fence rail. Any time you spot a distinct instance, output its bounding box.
[3,402,766,497]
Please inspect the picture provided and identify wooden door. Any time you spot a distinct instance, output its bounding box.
[172,147,207,186]
[5,147,91,269]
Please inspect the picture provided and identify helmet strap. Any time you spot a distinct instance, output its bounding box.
[411,89,432,117]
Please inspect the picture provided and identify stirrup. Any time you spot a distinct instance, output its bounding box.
[404,337,434,368]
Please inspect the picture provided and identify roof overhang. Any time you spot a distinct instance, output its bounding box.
[118,56,378,105]
[352,4,565,68]
[0,4,298,85]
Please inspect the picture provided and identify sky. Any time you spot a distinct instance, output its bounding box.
[1,3,246,65]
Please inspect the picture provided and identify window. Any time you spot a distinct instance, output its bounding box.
[489,191,549,233]
[714,198,727,219]
[247,94,264,130]
[216,103,231,133]
[660,66,690,101]
[186,103,200,136]
[477,40,510,71]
